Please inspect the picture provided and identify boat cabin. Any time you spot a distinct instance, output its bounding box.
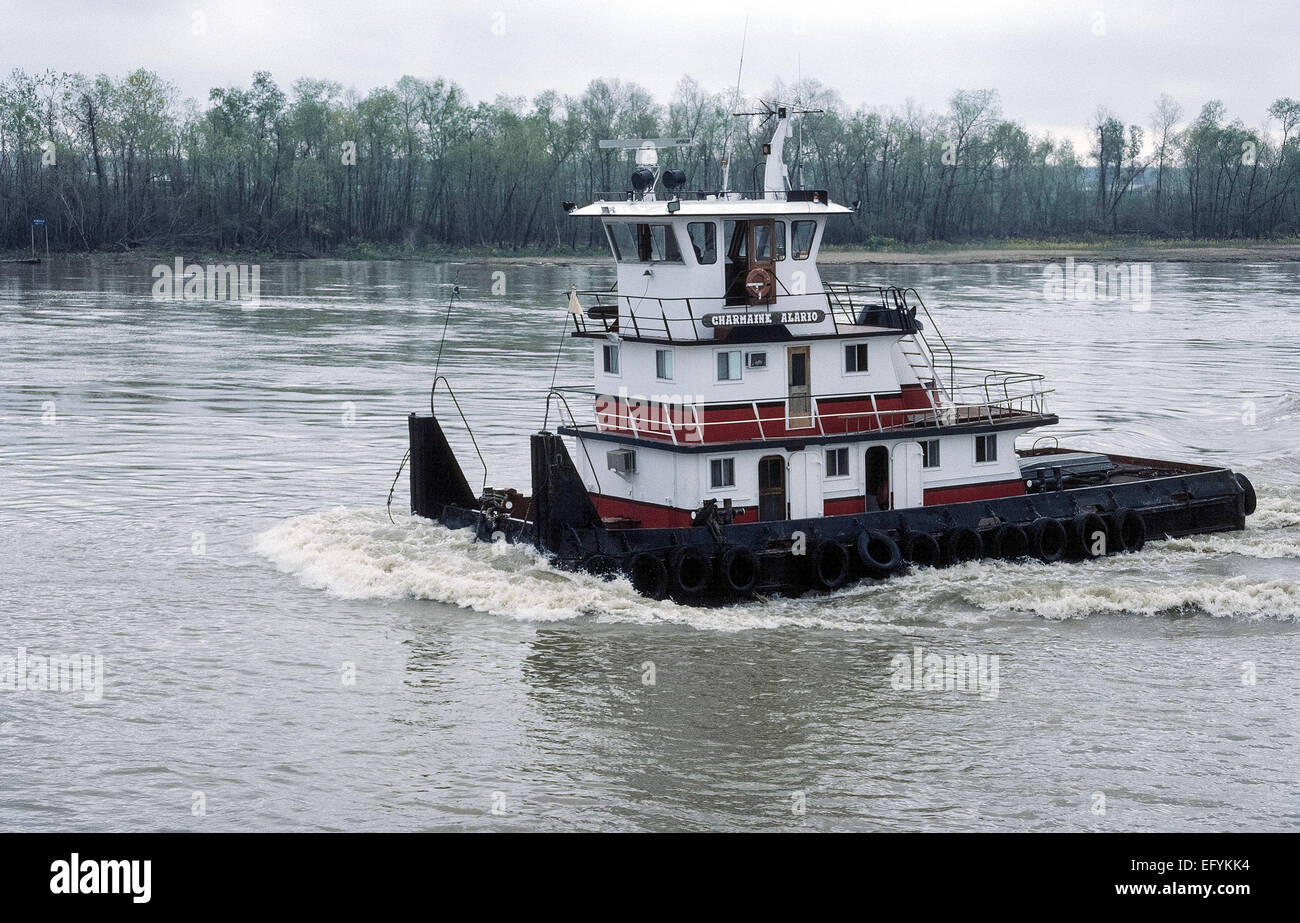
[557,108,1054,530]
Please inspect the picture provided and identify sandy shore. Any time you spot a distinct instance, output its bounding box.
[468,242,1300,266]
[816,243,1300,265]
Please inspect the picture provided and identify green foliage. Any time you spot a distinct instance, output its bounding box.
[2,69,1299,254]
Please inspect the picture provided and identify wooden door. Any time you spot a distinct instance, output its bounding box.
[787,345,812,429]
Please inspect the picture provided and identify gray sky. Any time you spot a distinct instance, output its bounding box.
[4,0,1296,150]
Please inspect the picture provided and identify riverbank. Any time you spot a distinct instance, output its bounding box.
[820,238,1300,264]
[5,238,1299,267]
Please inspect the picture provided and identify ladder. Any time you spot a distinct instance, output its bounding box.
[893,289,954,424]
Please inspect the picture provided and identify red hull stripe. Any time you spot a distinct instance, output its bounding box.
[591,477,1026,528]
[923,478,1026,505]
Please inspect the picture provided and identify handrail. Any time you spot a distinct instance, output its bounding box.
[430,375,490,492]
[566,282,924,342]
[553,374,1052,445]
[543,389,603,496]
[900,287,954,394]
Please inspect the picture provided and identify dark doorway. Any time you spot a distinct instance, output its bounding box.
[758,455,786,521]
[724,219,750,306]
[746,218,777,305]
[865,446,890,511]
[786,345,812,429]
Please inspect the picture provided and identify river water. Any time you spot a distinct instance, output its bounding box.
[1,256,1296,831]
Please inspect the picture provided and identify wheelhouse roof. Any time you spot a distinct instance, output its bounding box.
[568,199,851,218]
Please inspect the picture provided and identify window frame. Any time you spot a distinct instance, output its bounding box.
[686,221,717,265]
[921,438,941,469]
[825,446,850,479]
[791,220,817,260]
[715,348,743,383]
[974,434,998,464]
[655,347,674,381]
[708,456,736,490]
[602,342,621,376]
[606,221,685,263]
[844,342,870,374]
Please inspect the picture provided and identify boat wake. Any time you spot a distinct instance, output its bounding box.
[253,489,1300,629]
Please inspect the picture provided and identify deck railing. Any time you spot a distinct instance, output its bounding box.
[568,283,917,340]
[553,369,1050,447]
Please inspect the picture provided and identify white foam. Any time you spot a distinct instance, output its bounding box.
[966,572,1300,621]
[253,502,1299,629]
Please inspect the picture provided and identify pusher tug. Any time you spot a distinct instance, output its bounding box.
[405,104,1256,603]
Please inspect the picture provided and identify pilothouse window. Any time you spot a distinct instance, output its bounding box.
[607,223,683,263]
[687,222,717,264]
[792,220,816,260]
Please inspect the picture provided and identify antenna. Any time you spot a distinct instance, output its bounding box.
[795,55,804,189]
[721,14,748,195]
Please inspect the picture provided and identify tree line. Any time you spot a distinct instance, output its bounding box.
[2,67,1299,254]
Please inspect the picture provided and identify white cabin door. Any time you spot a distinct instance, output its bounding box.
[787,451,824,519]
[891,442,925,509]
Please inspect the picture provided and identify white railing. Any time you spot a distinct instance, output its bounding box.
[554,370,1050,446]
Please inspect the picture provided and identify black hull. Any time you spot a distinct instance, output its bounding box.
[408,414,1253,604]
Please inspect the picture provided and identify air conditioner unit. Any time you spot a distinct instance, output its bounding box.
[607,448,636,474]
[746,351,767,368]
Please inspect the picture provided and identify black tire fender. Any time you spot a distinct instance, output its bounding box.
[717,546,760,596]
[1028,517,1068,562]
[1073,511,1110,558]
[856,530,902,578]
[1114,508,1147,553]
[1235,473,1257,517]
[670,546,711,595]
[902,532,942,568]
[993,523,1030,560]
[581,554,618,580]
[807,540,850,590]
[629,552,669,600]
[943,527,984,564]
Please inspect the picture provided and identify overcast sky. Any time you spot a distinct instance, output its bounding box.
[3,0,1296,149]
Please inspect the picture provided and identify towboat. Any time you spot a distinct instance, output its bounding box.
[406,104,1255,602]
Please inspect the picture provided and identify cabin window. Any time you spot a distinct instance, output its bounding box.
[602,343,620,375]
[775,221,786,260]
[687,222,717,264]
[723,220,746,261]
[710,457,736,489]
[642,223,682,262]
[607,222,682,262]
[844,342,870,373]
[716,350,742,381]
[753,223,773,262]
[921,439,941,468]
[608,223,636,261]
[792,220,817,260]
[975,434,998,463]
[826,447,850,478]
[655,348,674,380]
